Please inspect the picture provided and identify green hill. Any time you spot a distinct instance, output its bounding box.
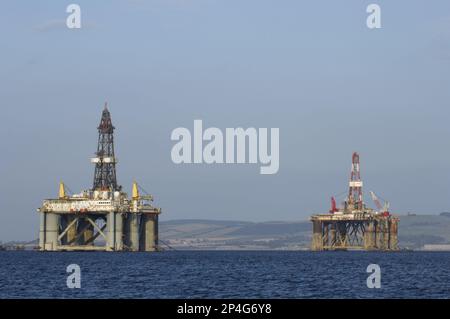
[159,215,450,250]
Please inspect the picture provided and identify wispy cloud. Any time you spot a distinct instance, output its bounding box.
[33,19,96,33]
[33,19,67,32]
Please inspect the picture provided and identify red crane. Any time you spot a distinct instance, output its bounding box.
[330,197,338,213]
[370,191,390,216]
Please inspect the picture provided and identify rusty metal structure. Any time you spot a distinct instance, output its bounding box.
[37,104,161,252]
[310,152,399,251]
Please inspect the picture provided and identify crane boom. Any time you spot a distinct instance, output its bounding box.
[370,190,390,215]
[369,191,383,210]
[330,197,338,213]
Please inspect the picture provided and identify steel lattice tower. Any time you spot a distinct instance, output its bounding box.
[348,152,363,210]
[92,104,119,191]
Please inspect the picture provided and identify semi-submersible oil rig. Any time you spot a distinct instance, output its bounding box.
[310,152,399,251]
[38,105,161,251]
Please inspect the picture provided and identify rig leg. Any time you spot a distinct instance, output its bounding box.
[311,220,323,251]
[381,219,389,251]
[44,213,59,251]
[114,213,123,251]
[323,223,329,248]
[126,214,140,251]
[374,221,380,249]
[141,214,158,251]
[107,212,115,251]
[389,218,399,250]
[364,221,375,250]
[39,212,46,251]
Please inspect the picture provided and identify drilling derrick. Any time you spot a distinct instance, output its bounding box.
[347,152,363,211]
[310,152,399,251]
[92,105,118,191]
[38,105,161,252]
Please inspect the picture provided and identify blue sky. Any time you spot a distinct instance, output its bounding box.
[1,1,450,240]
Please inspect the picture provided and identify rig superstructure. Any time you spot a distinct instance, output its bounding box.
[38,105,161,252]
[310,152,399,251]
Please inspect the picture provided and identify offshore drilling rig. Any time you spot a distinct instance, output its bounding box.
[38,104,161,252]
[310,152,399,251]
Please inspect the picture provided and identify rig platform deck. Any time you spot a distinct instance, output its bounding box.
[310,212,399,251]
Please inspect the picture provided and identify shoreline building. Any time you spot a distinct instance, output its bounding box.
[38,105,161,251]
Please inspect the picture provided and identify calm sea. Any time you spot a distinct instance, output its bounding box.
[0,251,449,298]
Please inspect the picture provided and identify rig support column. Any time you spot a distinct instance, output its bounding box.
[107,211,115,251]
[39,212,46,250]
[364,221,375,250]
[142,214,158,251]
[389,218,399,250]
[323,223,329,248]
[380,219,389,250]
[374,221,381,249]
[126,214,140,251]
[115,213,123,251]
[384,220,391,250]
[311,220,323,251]
[44,213,59,251]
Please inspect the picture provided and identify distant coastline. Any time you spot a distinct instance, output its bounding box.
[2,214,450,251]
